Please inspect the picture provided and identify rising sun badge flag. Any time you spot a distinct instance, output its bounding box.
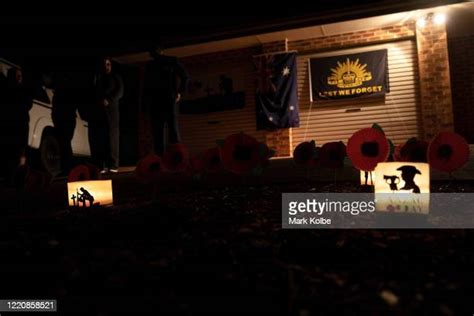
[309,49,389,100]
[254,52,299,130]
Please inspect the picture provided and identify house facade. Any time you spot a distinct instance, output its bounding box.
[118,2,473,157]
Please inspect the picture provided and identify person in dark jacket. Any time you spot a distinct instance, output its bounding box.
[52,73,77,173]
[0,67,32,183]
[94,57,123,173]
[143,46,189,156]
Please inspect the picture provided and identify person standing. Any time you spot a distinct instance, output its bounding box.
[52,73,76,173]
[94,57,123,173]
[0,67,32,183]
[143,45,189,156]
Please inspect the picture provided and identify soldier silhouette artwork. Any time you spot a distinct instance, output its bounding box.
[71,193,77,207]
[383,165,421,193]
[397,165,422,193]
[73,187,96,207]
[383,175,400,192]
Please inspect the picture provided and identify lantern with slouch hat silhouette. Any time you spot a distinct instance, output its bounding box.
[374,162,430,214]
[428,131,470,174]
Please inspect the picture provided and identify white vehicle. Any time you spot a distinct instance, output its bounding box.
[1,58,91,175]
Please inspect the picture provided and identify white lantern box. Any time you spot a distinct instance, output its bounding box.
[374,162,430,214]
[67,180,113,207]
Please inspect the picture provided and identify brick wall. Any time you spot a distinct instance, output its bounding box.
[448,34,474,143]
[288,24,416,52]
[416,19,454,139]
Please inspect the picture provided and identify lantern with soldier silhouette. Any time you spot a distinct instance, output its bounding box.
[374,162,429,214]
[67,180,113,208]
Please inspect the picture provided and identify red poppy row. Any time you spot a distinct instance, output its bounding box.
[69,128,469,183]
[293,140,347,169]
[134,133,274,182]
[294,127,469,174]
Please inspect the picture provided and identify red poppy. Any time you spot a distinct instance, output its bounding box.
[428,131,470,173]
[162,143,190,173]
[188,154,205,175]
[221,133,261,174]
[293,141,318,167]
[319,141,346,169]
[25,168,51,192]
[203,147,223,173]
[68,165,91,182]
[136,154,163,183]
[399,138,429,162]
[347,128,389,171]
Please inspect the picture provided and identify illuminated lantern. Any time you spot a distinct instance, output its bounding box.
[347,128,389,171]
[221,133,261,174]
[319,141,346,169]
[374,162,430,214]
[428,131,470,173]
[360,170,375,186]
[293,141,318,167]
[67,180,113,207]
[399,138,429,162]
[203,147,223,173]
[162,143,190,173]
[136,154,162,183]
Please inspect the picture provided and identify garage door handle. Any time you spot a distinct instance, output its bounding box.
[345,108,361,113]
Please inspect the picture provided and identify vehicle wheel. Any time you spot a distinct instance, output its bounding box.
[40,132,61,177]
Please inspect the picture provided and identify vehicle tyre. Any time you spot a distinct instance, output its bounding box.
[39,131,61,177]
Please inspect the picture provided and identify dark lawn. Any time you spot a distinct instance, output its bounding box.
[0,179,473,315]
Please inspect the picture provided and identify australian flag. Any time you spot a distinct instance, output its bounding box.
[254,52,299,130]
